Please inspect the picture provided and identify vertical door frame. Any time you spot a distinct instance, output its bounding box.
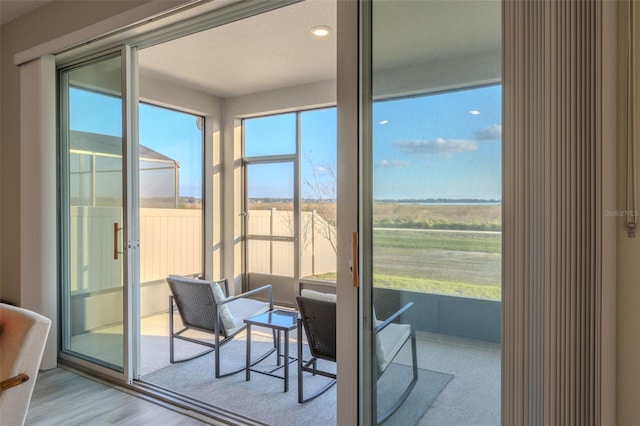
[56,45,138,383]
[124,45,141,382]
[358,0,375,421]
[336,0,362,424]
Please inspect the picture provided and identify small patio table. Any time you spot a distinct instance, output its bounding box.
[244,309,298,392]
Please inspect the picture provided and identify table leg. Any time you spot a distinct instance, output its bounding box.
[276,330,282,366]
[245,323,252,381]
[284,329,289,392]
[298,323,303,402]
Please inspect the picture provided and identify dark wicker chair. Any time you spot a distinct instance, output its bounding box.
[167,275,275,378]
[295,295,337,403]
[296,290,418,424]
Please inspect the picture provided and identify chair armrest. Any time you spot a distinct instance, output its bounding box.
[374,302,414,334]
[0,373,29,391]
[218,284,273,310]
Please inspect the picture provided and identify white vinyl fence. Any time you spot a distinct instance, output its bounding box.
[70,207,336,294]
[246,209,337,277]
[70,207,202,293]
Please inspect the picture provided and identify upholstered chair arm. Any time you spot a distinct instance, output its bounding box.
[217,284,273,310]
[374,302,414,334]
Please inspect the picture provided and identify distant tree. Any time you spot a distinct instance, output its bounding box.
[303,154,337,254]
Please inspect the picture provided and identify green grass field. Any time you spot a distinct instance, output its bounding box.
[373,229,501,253]
[258,201,503,300]
[372,228,501,300]
[373,273,501,300]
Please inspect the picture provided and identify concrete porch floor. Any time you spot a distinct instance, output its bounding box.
[137,312,501,425]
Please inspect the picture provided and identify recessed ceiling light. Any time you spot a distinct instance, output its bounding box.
[469,110,480,115]
[310,26,332,37]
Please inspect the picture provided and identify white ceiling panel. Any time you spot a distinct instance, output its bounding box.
[139,0,337,98]
[138,0,500,99]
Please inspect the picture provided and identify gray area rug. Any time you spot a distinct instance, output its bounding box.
[378,363,453,426]
[142,336,453,426]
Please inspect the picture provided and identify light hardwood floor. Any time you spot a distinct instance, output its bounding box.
[26,368,215,425]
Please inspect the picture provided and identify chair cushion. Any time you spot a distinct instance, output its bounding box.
[226,298,271,336]
[299,290,408,373]
[372,307,390,373]
[376,322,411,373]
[210,282,238,332]
[0,304,51,426]
[300,291,397,372]
[301,289,337,303]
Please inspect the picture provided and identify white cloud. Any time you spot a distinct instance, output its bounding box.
[393,138,478,154]
[474,124,502,141]
[375,160,410,169]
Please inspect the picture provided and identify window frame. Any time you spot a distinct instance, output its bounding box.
[242,106,338,292]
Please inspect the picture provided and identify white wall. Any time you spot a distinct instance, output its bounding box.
[140,72,222,117]
[19,56,57,369]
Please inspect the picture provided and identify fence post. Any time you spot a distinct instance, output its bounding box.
[270,208,275,275]
[311,210,316,277]
[91,153,96,206]
[174,166,179,208]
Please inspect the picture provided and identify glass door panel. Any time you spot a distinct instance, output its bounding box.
[365,1,502,424]
[61,53,127,372]
[245,162,296,282]
[246,162,295,238]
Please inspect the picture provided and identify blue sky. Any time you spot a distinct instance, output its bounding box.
[138,103,203,198]
[244,108,337,200]
[245,85,501,201]
[373,85,502,200]
[69,88,203,198]
[70,84,501,202]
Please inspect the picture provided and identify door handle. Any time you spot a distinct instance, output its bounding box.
[113,222,123,260]
[352,232,359,287]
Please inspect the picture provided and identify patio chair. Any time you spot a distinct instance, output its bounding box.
[296,289,418,424]
[167,275,275,378]
[372,301,418,424]
[295,292,337,404]
[0,303,51,426]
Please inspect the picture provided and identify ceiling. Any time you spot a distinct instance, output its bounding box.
[2,0,500,99]
[0,0,52,26]
[139,0,500,99]
[140,0,338,99]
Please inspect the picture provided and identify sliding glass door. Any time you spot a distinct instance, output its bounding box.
[361,1,502,424]
[59,47,138,381]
